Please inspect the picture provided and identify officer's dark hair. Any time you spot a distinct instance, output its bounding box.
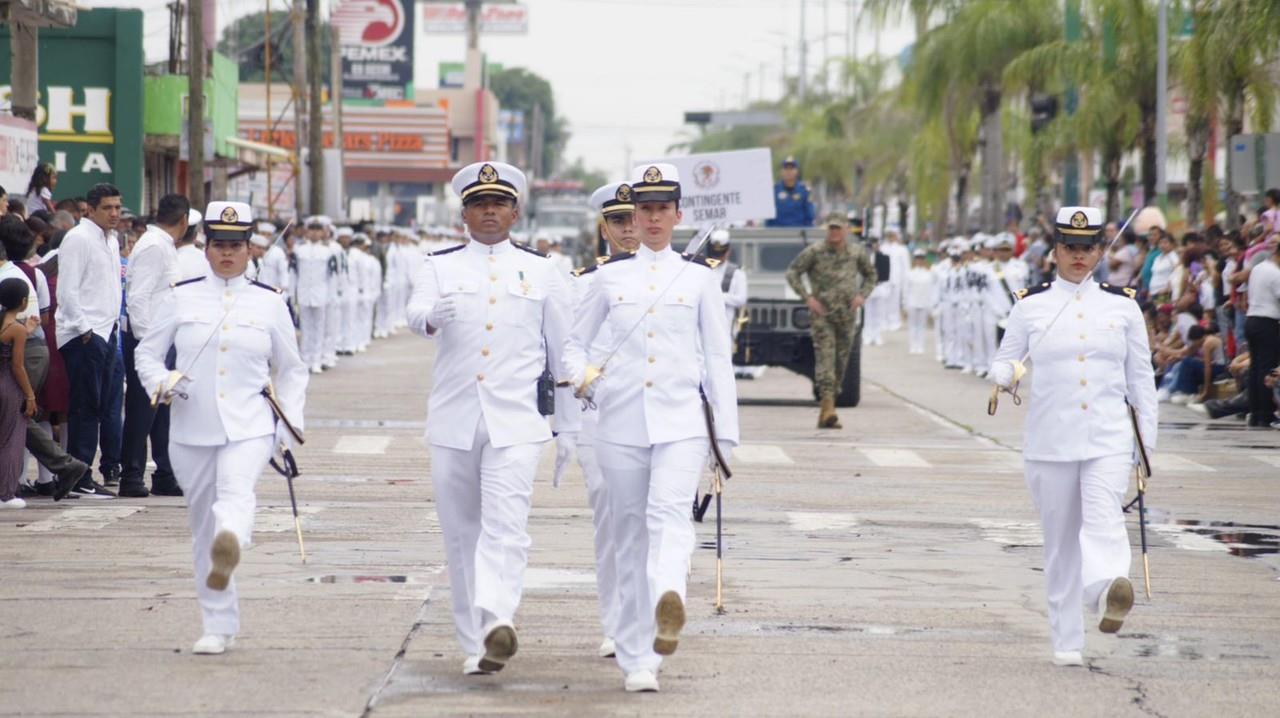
[55,198,77,213]
[1188,325,1206,342]
[0,215,35,264]
[1266,188,1280,206]
[0,184,6,197]
[0,277,29,312]
[155,194,190,227]
[85,183,121,208]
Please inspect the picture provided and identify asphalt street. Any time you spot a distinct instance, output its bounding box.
[2,327,1277,717]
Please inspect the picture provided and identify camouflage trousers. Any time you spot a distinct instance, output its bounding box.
[811,308,857,402]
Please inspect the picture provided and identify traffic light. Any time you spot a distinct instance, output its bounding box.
[1030,94,1058,134]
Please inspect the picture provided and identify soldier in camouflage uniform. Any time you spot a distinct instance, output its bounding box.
[785,212,878,428]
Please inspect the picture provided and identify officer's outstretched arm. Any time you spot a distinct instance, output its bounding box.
[405,256,441,337]
[698,271,739,446]
[1123,300,1159,453]
[564,273,608,388]
[269,295,309,434]
[542,266,580,434]
[135,292,179,398]
[989,301,1029,389]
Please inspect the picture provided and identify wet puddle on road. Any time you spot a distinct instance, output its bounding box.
[1146,510,1280,571]
[305,574,425,584]
[1115,633,1275,662]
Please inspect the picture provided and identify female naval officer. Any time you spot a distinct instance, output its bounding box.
[136,201,308,655]
[989,206,1157,667]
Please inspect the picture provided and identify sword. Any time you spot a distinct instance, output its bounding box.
[1127,402,1152,599]
[267,446,307,564]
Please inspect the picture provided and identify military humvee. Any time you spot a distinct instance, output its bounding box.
[677,227,864,407]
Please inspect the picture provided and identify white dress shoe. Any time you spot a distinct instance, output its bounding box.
[1052,650,1083,667]
[462,656,493,676]
[597,637,617,658]
[192,634,235,655]
[653,591,685,656]
[1098,577,1134,634]
[624,670,659,693]
[478,621,518,672]
[206,530,240,591]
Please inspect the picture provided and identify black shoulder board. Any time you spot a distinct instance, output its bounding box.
[429,244,464,257]
[599,251,636,268]
[171,277,205,288]
[1099,282,1137,300]
[571,264,598,278]
[251,280,284,294]
[681,252,720,269]
[1013,282,1051,301]
[515,242,548,257]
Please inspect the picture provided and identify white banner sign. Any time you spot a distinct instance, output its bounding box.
[0,115,39,196]
[641,148,777,226]
[422,3,528,34]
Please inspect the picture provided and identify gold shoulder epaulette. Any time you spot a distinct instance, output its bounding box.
[1099,283,1137,300]
[681,253,719,269]
[1014,282,1051,301]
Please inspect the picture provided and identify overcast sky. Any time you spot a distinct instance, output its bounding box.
[96,0,914,178]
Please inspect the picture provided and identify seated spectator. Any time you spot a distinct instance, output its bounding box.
[1171,324,1229,404]
[7,198,26,220]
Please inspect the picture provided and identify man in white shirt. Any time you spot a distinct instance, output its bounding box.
[55,183,124,499]
[120,195,193,498]
[294,218,332,373]
[177,221,210,280]
[1244,242,1280,426]
[883,228,911,331]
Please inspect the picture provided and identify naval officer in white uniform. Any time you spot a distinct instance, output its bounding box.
[989,206,1157,667]
[559,181,642,661]
[407,161,579,677]
[136,201,308,655]
[565,164,739,693]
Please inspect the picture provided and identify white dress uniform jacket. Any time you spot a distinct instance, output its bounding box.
[135,274,308,446]
[711,261,749,333]
[258,244,291,294]
[565,245,740,448]
[293,241,331,308]
[177,244,210,281]
[407,239,580,450]
[990,278,1158,461]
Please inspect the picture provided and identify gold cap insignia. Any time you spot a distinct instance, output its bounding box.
[221,206,239,223]
[643,166,662,183]
[1070,211,1088,229]
[616,184,633,202]
[478,164,498,183]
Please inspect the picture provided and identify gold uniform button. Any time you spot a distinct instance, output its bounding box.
[1077,355,1085,362]
[219,392,225,399]
[1075,295,1082,302]
[219,369,226,376]
[647,331,655,338]
[649,285,656,291]
[648,308,656,315]
[648,356,656,364]
[485,323,494,331]
[1077,313,1084,319]
[618,295,624,301]
[222,324,230,331]
[489,297,497,305]
[476,373,485,381]
[481,348,490,357]
[1081,403,1088,410]
[1080,334,1087,340]
[677,296,684,302]
[645,381,653,388]
[488,256,496,263]
[649,265,657,272]
[220,345,228,352]
[490,274,498,281]
[1080,379,1087,386]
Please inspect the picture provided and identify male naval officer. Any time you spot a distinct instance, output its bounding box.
[135,201,307,655]
[565,163,739,693]
[406,161,579,677]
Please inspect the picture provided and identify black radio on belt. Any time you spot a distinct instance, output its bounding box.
[536,367,556,416]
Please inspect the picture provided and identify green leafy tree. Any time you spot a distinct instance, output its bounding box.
[218,11,331,84]
[489,67,567,176]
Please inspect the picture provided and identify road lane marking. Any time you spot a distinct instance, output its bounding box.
[255,506,323,532]
[20,506,143,532]
[860,448,930,468]
[333,435,392,455]
[787,512,858,531]
[1153,454,1216,473]
[971,519,1043,547]
[1254,455,1280,469]
[734,444,794,464]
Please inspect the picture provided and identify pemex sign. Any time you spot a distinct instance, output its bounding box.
[0,9,143,208]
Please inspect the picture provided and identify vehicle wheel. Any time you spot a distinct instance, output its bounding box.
[836,327,862,408]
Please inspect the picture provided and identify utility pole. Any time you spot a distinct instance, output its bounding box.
[799,0,807,100]
[291,0,306,220]
[781,45,789,98]
[1155,0,1168,210]
[8,22,38,121]
[188,0,206,210]
[265,3,274,220]
[1062,0,1081,207]
[331,25,345,215]
[306,0,324,215]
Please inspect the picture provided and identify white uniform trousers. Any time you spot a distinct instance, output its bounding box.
[375,291,393,336]
[933,310,944,361]
[907,307,929,354]
[356,300,374,349]
[941,304,963,366]
[974,308,997,374]
[430,419,544,656]
[887,284,904,331]
[576,438,620,641]
[337,299,355,352]
[298,306,326,367]
[597,437,708,675]
[322,300,341,364]
[170,435,274,636]
[1024,453,1132,652]
[863,293,885,346]
[956,304,977,370]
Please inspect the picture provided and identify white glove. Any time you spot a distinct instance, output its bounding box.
[708,440,734,472]
[156,372,192,404]
[426,296,459,331]
[553,432,577,488]
[274,421,296,455]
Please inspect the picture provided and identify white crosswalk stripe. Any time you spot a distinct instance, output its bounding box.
[734,444,794,464]
[1153,454,1217,473]
[860,448,930,468]
[332,435,393,455]
[20,506,143,532]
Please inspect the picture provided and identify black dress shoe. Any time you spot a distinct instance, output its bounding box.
[150,482,184,497]
[53,464,91,502]
[117,481,150,498]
